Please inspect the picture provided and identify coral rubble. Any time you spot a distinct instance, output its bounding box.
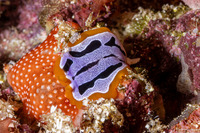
[0,99,16,120]
[40,106,76,133]
[81,98,123,132]
[40,0,115,30]
[0,0,46,61]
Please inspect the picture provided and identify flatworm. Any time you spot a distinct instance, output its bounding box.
[7,26,79,121]
[7,24,129,123]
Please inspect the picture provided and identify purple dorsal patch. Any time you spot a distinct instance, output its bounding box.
[60,31,127,101]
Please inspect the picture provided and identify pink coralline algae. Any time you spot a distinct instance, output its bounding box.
[145,10,200,94]
[68,0,114,27]
[169,106,200,132]
[146,19,179,57]
[0,0,46,61]
[182,0,200,10]
[115,77,155,132]
[0,0,115,62]
[17,0,43,30]
[41,0,115,28]
[124,8,200,94]
[175,10,200,93]
[0,0,21,30]
[178,33,200,93]
[3,1,200,132]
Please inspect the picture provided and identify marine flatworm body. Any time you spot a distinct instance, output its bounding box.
[7,25,129,122]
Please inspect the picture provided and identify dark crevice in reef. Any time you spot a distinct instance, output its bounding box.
[118,0,183,12]
[0,53,13,71]
[0,0,22,31]
[124,36,193,124]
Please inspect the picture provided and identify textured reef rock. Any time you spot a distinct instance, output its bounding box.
[0,118,15,133]
[3,0,200,132]
[176,10,200,94]
[0,0,46,61]
[80,98,124,132]
[40,0,115,30]
[39,106,76,133]
[182,0,200,9]
[114,69,156,132]
[168,104,200,132]
[115,4,200,95]
[0,99,16,121]
[0,94,24,133]
[111,3,200,132]
[167,10,200,131]
[140,9,200,95]
[108,2,200,131]
[0,0,21,30]
[0,0,115,63]
[109,4,189,125]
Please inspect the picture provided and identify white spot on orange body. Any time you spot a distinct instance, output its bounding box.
[41,95,44,99]
[6,26,78,121]
[53,90,57,93]
[60,89,64,92]
[48,94,53,98]
[47,86,51,91]
[58,97,62,100]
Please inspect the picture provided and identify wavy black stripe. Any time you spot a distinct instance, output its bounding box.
[73,54,118,79]
[103,54,116,58]
[72,60,99,80]
[78,62,122,95]
[63,59,73,72]
[105,37,126,55]
[69,40,101,57]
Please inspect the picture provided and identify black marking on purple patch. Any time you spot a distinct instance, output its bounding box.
[69,40,101,57]
[63,59,73,72]
[78,62,123,95]
[72,60,99,80]
[72,54,120,79]
[103,54,117,59]
[105,37,126,56]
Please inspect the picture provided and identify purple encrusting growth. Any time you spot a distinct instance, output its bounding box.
[182,0,200,9]
[17,0,43,30]
[179,33,200,92]
[0,0,46,61]
[60,31,127,101]
[41,0,114,29]
[174,10,200,93]
[115,78,154,132]
[126,9,200,93]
